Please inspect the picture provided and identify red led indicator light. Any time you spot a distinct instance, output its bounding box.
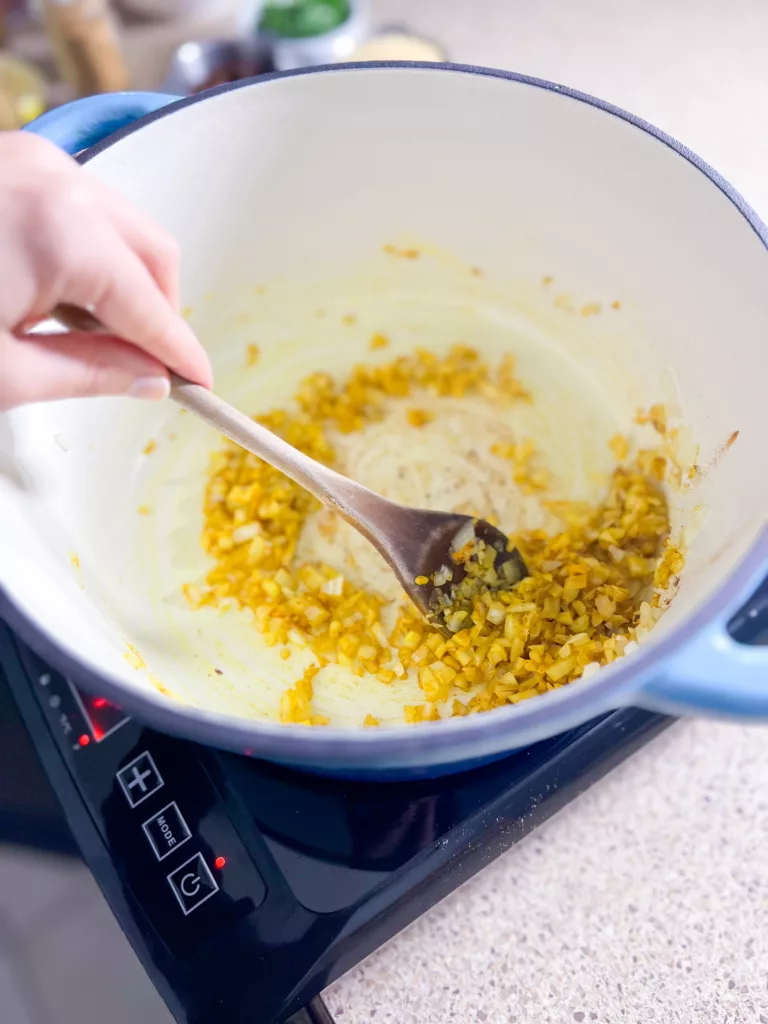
[72,689,130,743]
[214,856,226,869]
[78,734,90,747]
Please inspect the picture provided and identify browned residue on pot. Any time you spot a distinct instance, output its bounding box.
[383,243,421,259]
[691,428,740,485]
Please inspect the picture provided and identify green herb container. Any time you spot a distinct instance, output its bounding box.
[257,0,369,71]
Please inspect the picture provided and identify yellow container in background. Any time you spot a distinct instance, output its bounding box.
[0,52,47,130]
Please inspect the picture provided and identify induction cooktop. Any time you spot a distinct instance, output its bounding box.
[0,620,673,1024]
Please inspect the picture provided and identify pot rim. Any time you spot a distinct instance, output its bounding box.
[5,61,768,762]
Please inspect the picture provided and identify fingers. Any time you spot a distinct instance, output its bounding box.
[12,137,182,307]
[0,132,213,395]
[19,194,213,388]
[0,329,170,410]
[92,182,182,308]
[60,221,212,388]
[0,130,79,174]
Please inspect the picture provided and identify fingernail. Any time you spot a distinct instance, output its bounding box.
[127,375,171,401]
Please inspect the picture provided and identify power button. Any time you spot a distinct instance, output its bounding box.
[167,853,219,915]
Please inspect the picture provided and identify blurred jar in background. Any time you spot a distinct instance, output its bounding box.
[118,0,223,19]
[259,0,350,37]
[257,0,368,70]
[0,51,46,129]
[348,29,446,63]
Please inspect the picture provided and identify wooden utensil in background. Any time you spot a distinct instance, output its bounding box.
[39,0,128,96]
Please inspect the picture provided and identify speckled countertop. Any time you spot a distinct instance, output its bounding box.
[326,720,768,1023]
[60,2,768,1021]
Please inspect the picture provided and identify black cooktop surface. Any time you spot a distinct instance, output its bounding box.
[0,622,671,1024]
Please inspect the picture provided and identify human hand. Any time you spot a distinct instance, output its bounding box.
[0,131,212,410]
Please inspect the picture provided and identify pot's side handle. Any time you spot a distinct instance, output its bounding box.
[24,92,179,156]
[636,564,768,718]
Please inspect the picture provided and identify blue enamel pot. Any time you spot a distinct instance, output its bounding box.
[3,64,767,778]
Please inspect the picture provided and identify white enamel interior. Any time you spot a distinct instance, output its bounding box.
[1,67,766,731]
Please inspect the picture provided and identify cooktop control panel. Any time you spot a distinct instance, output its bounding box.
[2,617,677,1024]
[18,643,266,959]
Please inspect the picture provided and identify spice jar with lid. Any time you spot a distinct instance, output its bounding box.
[256,0,369,71]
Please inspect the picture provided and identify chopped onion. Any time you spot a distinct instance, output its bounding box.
[450,520,476,553]
[321,575,344,596]
[433,565,454,587]
[232,522,261,544]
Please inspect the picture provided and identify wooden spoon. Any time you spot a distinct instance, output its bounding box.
[49,303,528,628]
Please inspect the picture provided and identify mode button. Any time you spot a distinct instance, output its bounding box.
[142,802,191,861]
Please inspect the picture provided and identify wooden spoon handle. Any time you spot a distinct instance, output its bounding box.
[167,371,355,510]
[48,303,369,517]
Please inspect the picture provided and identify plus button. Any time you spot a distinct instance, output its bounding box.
[116,752,164,808]
[127,764,153,792]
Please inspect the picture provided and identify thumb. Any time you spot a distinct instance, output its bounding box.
[0,331,170,410]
